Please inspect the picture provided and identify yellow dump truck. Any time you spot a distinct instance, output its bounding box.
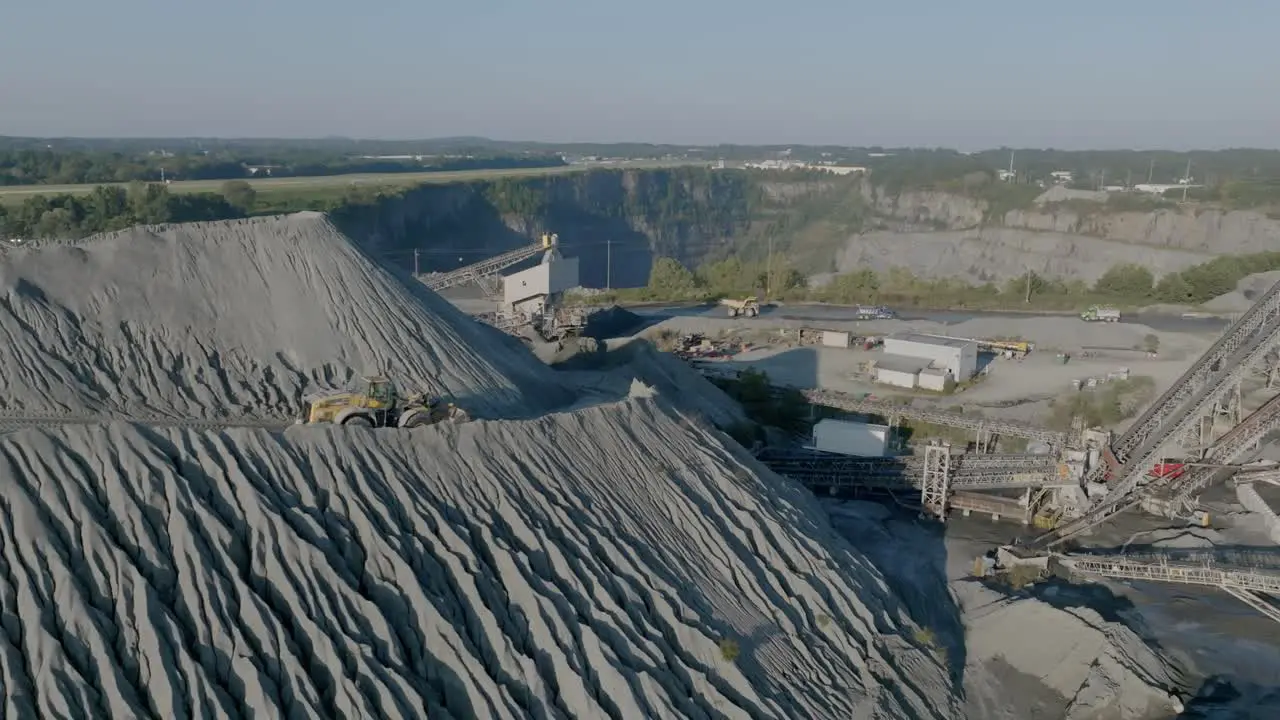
[720,296,761,318]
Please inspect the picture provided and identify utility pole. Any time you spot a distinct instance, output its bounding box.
[766,236,773,299]
[1147,158,1155,183]
[413,248,420,276]
[606,240,612,290]
[1182,158,1192,202]
[1024,267,1032,304]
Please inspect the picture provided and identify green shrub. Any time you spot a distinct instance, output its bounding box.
[719,638,741,662]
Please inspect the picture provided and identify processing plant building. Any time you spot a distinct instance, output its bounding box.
[874,333,978,391]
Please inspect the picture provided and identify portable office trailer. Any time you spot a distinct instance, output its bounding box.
[808,419,890,457]
[821,330,852,348]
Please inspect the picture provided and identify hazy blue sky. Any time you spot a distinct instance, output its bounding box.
[2,0,1276,148]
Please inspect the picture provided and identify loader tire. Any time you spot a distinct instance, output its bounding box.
[402,412,435,429]
[343,415,374,428]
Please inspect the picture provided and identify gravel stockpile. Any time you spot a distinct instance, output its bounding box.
[0,398,958,719]
[0,212,570,420]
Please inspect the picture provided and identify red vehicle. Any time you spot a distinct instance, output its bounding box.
[1098,448,1185,482]
[1147,461,1186,480]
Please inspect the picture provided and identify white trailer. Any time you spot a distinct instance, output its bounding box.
[821,330,852,348]
[807,419,890,457]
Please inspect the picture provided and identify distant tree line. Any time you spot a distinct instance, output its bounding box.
[0,147,565,186]
[861,148,1280,210]
[0,184,244,239]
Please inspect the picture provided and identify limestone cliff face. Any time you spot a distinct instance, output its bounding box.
[328,168,1277,289]
[859,182,987,229]
[1004,207,1280,254]
[330,168,765,287]
[837,181,1280,282]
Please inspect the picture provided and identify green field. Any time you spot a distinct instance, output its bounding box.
[0,159,697,205]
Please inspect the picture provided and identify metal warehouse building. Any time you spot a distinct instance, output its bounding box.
[875,333,979,390]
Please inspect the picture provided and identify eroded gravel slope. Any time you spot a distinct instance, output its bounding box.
[0,398,957,719]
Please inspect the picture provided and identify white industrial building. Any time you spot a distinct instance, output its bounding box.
[503,255,580,311]
[806,419,890,457]
[873,355,934,390]
[875,333,979,390]
[499,248,581,335]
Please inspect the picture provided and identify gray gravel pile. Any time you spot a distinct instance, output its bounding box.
[0,397,958,719]
[0,212,571,420]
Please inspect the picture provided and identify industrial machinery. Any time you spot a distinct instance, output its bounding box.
[1080,306,1121,323]
[979,338,1033,357]
[494,235,585,341]
[297,375,468,428]
[721,296,761,318]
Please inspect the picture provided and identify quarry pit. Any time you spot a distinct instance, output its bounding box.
[0,212,1275,718]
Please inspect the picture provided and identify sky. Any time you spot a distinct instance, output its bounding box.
[2,0,1277,149]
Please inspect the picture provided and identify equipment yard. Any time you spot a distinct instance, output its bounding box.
[647,310,1212,414]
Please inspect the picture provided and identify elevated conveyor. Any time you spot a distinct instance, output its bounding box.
[420,235,556,294]
[760,450,1061,491]
[1103,314,1280,494]
[1064,553,1280,596]
[995,548,1280,624]
[1037,388,1280,547]
[1109,279,1280,465]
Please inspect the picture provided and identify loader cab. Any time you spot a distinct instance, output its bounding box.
[361,376,396,409]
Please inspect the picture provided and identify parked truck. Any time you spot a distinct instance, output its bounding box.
[854,305,896,320]
[1081,305,1121,323]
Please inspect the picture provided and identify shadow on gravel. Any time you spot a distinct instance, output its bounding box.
[1178,677,1280,718]
[1001,575,1144,627]
[823,499,967,691]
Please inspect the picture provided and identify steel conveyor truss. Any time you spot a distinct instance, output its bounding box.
[1038,368,1280,548]
[1108,279,1280,466]
[1065,551,1280,597]
[1169,392,1280,507]
[759,450,1059,491]
[420,240,550,293]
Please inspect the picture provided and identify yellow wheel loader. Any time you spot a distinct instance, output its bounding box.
[296,375,469,429]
